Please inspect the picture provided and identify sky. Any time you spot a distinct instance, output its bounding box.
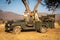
[0,0,60,15]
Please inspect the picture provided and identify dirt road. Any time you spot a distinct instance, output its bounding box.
[0,24,60,40]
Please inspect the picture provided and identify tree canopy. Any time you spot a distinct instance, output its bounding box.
[44,0,60,11]
[6,0,60,11]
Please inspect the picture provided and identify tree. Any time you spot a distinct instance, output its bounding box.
[6,0,11,4]
[44,0,60,14]
[6,0,60,14]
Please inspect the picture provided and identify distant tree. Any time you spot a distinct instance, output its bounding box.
[44,0,60,14]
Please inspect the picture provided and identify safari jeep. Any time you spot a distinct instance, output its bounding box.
[5,14,55,34]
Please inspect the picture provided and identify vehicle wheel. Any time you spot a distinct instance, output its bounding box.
[39,26,47,33]
[13,26,21,34]
[5,30,10,32]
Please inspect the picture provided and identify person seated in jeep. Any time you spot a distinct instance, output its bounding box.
[24,10,30,24]
[24,10,41,23]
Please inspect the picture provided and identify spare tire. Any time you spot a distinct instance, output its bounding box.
[13,26,21,34]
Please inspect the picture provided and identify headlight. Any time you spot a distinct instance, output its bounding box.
[8,24,10,26]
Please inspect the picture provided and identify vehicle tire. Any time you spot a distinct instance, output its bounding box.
[39,26,47,33]
[5,30,10,32]
[13,26,21,34]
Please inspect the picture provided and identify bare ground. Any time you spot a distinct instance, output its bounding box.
[0,23,60,40]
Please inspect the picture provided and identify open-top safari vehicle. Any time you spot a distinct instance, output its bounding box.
[5,0,55,34]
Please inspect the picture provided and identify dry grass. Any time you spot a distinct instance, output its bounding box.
[0,23,60,40]
[55,22,60,28]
